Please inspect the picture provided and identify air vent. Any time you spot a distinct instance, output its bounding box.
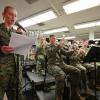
[37,22,45,26]
[25,0,38,4]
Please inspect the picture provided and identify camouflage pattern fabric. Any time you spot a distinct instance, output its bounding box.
[45,44,81,96]
[0,23,24,100]
[69,50,88,89]
[35,44,46,73]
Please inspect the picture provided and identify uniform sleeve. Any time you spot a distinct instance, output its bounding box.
[70,52,82,62]
[0,29,4,54]
[0,46,1,52]
[0,28,3,45]
[61,47,74,57]
[0,30,2,52]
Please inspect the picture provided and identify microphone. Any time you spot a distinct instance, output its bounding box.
[15,22,26,32]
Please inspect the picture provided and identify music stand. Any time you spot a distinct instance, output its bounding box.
[43,56,49,92]
[83,46,100,100]
[14,54,20,100]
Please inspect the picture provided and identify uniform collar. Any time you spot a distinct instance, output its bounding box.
[0,23,13,32]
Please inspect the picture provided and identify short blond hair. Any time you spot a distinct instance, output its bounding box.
[3,6,16,14]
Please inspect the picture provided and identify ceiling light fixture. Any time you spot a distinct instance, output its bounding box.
[43,27,69,34]
[74,20,100,29]
[58,36,76,40]
[63,0,100,14]
[19,10,57,27]
[94,38,100,41]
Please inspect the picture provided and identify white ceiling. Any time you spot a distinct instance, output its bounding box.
[0,0,100,40]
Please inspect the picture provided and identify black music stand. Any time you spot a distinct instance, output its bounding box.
[43,56,49,92]
[83,46,100,100]
[15,54,20,100]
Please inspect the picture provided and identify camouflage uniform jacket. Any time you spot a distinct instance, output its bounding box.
[69,50,83,65]
[0,23,16,77]
[45,44,73,65]
[36,44,46,58]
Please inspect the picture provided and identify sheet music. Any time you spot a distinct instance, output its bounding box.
[9,33,35,57]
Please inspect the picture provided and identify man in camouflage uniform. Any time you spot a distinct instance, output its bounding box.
[82,42,100,90]
[69,42,94,96]
[35,36,47,73]
[45,35,85,100]
[0,6,24,100]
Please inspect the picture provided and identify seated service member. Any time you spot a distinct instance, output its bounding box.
[70,42,94,96]
[45,35,85,100]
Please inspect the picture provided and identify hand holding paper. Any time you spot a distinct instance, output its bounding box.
[1,46,14,54]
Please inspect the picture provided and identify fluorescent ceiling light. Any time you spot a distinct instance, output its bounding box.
[74,22,96,29]
[74,20,100,29]
[96,21,100,26]
[58,36,76,40]
[63,0,100,14]
[19,19,37,27]
[19,10,57,27]
[43,27,69,34]
[31,11,57,23]
[94,38,100,41]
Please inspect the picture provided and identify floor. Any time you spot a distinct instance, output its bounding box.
[3,76,100,100]
[24,89,100,100]
[3,89,100,100]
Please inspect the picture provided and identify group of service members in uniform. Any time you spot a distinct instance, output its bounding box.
[0,5,100,100]
[35,35,100,100]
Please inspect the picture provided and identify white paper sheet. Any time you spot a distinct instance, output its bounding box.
[9,33,35,57]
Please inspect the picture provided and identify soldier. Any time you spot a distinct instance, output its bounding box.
[45,35,85,100]
[70,42,94,96]
[0,6,24,100]
[35,36,47,73]
[82,41,100,90]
